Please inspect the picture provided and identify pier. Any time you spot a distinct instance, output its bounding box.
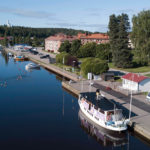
[62,80,150,141]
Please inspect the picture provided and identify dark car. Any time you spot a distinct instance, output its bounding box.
[29,49,38,55]
[40,55,49,59]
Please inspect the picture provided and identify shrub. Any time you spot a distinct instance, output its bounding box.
[81,58,109,75]
[56,52,78,66]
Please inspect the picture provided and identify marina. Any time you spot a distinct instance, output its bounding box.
[3,47,150,141]
[0,50,150,149]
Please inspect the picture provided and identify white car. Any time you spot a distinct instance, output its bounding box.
[146,92,150,101]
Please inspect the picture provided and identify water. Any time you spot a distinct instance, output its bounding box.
[0,52,150,150]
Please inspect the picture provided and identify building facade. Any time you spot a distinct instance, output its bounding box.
[45,34,77,53]
[122,73,150,92]
[77,33,109,45]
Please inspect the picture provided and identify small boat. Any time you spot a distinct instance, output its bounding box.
[25,63,40,70]
[14,55,25,61]
[8,52,13,57]
[78,94,129,132]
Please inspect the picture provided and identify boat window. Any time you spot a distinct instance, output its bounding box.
[148,92,150,97]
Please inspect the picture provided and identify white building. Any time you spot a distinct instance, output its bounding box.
[122,73,150,92]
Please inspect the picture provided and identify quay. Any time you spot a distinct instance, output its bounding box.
[62,80,150,141]
[4,47,150,141]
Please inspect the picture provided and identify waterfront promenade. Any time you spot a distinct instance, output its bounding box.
[4,47,150,141]
[62,80,150,141]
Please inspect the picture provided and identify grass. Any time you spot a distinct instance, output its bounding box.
[109,63,150,73]
[146,74,150,77]
[114,76,122,82]
[54,63,81,75]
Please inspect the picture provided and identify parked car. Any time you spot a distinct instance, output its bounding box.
[40,55,49,59]
[29,49,38,55]
[147,92,150,101]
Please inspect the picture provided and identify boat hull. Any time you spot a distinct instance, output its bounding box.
[78,100,127,132]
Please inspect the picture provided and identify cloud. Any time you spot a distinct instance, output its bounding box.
[0,7,55,19]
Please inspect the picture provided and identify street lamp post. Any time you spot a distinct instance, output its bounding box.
[73,60,76,72]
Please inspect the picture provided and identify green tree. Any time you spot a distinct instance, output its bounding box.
[78,42,96,58]
[96,43,112,61]
[56,52,78,66]
[108,14,132,68]
[131,10,150,65]
[81,58,109,75]
[70,39,81,56]
[59,40,71,53]
[2,32,8,47]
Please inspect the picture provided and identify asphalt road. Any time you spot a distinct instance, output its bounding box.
[93,83,150,113]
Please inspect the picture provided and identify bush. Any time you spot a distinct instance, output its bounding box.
[81,58,109,75]
[56,52,78,66]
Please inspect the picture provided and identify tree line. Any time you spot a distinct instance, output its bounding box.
[0,25,85,47]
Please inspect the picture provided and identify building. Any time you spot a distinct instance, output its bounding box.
[45,33,77,53]
[13,44,32,51]
[7,20,11,27]
[122,73,150,92]
[77,33,109,45]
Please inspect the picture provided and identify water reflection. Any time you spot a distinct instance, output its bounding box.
[1,50,9,65]
[78,110,128,148]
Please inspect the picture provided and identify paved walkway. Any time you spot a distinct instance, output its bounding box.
[93,82,150,113]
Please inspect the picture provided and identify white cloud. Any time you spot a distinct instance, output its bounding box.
[0,7,55,19]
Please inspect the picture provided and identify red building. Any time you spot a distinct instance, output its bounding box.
[77,33,109,45]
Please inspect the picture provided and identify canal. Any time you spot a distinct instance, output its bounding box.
[0,51,150,150]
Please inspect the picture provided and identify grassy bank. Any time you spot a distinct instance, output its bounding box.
[109,63,150,73]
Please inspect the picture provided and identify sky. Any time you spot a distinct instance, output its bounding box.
[0,0,150,32]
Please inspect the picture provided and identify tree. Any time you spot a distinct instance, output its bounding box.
[108,14,133,68]
[70,39,81,56]
[81,58,109,76]
[96,43,112,61]
[2,32,8,47]
[78,42,96,58]
[56,52,78,66]
[59,40,71,53]
[108,14,119,65]
[131,10,150,65]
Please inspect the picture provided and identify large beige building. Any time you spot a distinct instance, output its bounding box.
[45,33,109,53]
[45,33,77,53]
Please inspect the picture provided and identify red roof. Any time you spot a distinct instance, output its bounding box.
[77,33,109,40]
[122,73,148,83]
[45,34,77,42]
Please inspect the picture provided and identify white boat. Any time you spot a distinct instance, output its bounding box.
[14,55,25,61]
[78,94,129,132]
[79,110,128,147]
[25,63,40,70]
[8,52,13,57]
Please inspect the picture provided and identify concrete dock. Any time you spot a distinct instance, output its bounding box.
[62,80,150,141]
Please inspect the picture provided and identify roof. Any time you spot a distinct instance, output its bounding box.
[122,73,148,83]
[45,34,77,42]
[78,33,109,40]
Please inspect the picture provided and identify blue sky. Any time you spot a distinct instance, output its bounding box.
[0,0,150,32]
